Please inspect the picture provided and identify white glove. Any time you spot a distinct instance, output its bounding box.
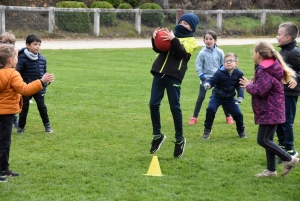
[203,83,211,90]
[237,97,243,103]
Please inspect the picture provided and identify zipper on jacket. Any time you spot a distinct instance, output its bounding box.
[178,59,183,70]
[159,51,170,73]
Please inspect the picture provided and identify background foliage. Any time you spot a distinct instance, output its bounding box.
[1,0,300,10]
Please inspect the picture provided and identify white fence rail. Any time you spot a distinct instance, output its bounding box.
[1,5,300,36]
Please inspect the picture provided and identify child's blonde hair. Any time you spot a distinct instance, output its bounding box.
[0,44,16,69]
[0,32,16,45]
[224,52,238,62]
[254,41,295,84]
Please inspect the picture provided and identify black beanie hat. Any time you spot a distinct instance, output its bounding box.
[178,13,200,33]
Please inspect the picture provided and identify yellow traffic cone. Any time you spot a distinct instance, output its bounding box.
[143,156,163,176]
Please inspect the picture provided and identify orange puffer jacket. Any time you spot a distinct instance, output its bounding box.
[0,66,43,115]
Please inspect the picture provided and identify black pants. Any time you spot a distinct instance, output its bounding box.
[19,93,50,129]
[0,114,13,171]
[257,124,292,172]
[149,74,183,140]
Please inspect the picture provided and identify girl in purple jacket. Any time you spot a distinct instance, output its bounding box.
[239,41,299,177]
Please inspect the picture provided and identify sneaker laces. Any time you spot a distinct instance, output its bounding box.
[173,139,184,150]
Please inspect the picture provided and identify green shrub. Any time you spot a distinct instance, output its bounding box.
[139,3,164,27]
[91,1,116,26]
[56,1,90,33]
[117,3,134,21]
[102,0,122,8]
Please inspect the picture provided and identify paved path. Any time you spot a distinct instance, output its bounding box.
[15,37,297,50]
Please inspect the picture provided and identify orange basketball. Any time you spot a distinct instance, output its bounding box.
[154,31,171,51]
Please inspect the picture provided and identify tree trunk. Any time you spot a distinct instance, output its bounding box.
[154,0,169,9]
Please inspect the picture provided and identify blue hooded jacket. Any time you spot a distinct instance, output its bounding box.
[207,65,244,100]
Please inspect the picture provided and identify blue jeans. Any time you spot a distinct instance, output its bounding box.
[204,95,244,132]
[149,74,183,140]
[192,82,230,118]
[276,96,298,150]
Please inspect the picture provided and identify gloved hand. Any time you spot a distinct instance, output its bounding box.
[200,74,207,85]
[237,97,243,103]
[203,83,211,90]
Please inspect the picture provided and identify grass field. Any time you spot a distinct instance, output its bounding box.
[2,44,300,200]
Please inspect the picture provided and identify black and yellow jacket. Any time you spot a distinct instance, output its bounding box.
[150,37,198,81]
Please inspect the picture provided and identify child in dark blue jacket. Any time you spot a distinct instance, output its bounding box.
[202,52,246,139]
[16,34,52,134]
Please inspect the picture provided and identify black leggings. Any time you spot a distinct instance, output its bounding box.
[0,114,13,171]
[257,124,291,171]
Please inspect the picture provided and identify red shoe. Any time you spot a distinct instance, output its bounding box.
[226,116,233,124]
[189,117,198,125]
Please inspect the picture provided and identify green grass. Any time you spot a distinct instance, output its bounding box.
[2,44,300,200]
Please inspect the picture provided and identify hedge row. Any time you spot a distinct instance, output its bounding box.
[56,1,164,32]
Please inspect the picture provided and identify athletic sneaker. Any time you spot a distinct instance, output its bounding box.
[13,122,18,129]
[287,149,299,157]
[202,129,212,139]
[1,170,20,177]
[150,134,166,154]
[255,169,277,177]
[279,149,298,164]
[173,138,186,158]
[17,127,24,134]
[282,156,299,176]
[188,117,198,125]
[0,176,7,182]
[44,123,53,133]
[238,131,247,138]
[226,116,233,124]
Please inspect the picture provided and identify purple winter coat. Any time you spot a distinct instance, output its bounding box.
[246,59,285,125]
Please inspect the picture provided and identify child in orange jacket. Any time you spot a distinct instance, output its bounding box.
[0,44,55,182]
[0,32,19,128]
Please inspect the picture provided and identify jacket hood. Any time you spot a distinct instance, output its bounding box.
[18,47,26,55]
[0,67,10,93]
[258,59,283,81]
[0,76,5,93]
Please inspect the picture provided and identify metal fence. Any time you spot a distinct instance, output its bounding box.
[1,5,300,38]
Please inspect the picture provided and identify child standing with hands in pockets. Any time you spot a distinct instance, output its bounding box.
[189,30,233,125]
[0,44,54,182]
[239,41,299,177]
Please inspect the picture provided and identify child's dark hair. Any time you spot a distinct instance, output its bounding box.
[203,30,217,40]
[254,41,295,84]
[0,44,16,69]
[279,22,299,41]
[26,34,41,45]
